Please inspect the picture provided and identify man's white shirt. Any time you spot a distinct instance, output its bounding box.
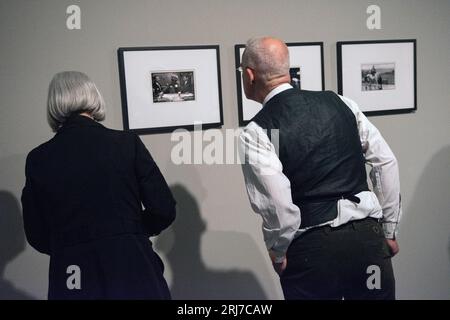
[239,85,402,262]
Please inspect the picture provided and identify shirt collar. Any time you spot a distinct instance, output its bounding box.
[262,83,293,106]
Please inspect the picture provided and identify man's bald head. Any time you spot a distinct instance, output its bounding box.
[242,37,290,82]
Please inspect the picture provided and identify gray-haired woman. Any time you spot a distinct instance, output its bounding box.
[21,71,176,299]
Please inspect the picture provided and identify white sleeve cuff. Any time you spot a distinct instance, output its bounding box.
[382,222,398,239]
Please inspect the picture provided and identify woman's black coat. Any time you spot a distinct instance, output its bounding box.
[21,115,176,299]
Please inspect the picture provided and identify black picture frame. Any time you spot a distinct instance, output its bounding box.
[118,45,224,135]
[235,42,325,126]
[337,39,417,116]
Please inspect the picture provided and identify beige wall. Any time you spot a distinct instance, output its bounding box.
[0,0,449,299]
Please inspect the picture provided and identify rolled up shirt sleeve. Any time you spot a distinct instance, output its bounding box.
[239,122,301,262]
[339,95,403,239]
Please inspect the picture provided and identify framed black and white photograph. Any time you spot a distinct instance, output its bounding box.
[151,70,196,103]
[337,39,417,116]
[118,45,223,134]
[289,67,302,89]
[235,42,325,126]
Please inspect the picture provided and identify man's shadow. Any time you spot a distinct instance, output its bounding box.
[400,146,450,298]
[155,184,268,299]
[0,191,35,299]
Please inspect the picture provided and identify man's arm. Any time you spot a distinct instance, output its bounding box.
[339,95,402,241]
[239,122,301,264]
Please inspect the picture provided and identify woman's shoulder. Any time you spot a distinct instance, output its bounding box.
[28,137,55,157]
[98,127,144,152]
[25,138,56,169]
[102,126,139,142]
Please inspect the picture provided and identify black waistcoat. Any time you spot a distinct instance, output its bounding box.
[252,89,369,228]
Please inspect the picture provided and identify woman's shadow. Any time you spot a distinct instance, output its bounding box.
[0,191,35,299]
[155,184,268,299]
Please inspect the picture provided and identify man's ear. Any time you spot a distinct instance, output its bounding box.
[245,67,255,84]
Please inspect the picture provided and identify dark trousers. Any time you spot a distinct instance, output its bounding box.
[280,218,395,300]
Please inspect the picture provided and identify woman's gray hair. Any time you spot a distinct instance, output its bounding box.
[242,37,290,82]
[47,71,106,132]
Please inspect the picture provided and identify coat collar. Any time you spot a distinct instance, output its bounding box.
[57,114,104,134]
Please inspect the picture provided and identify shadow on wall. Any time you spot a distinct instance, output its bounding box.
[400,146,450,299]
[448,236,450,267]
[155,184,268,299]
[0,191,35,299]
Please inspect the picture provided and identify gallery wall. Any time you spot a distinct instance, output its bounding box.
[0,0,449,299]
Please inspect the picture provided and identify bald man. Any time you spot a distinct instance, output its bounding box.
[239,37,402,300]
